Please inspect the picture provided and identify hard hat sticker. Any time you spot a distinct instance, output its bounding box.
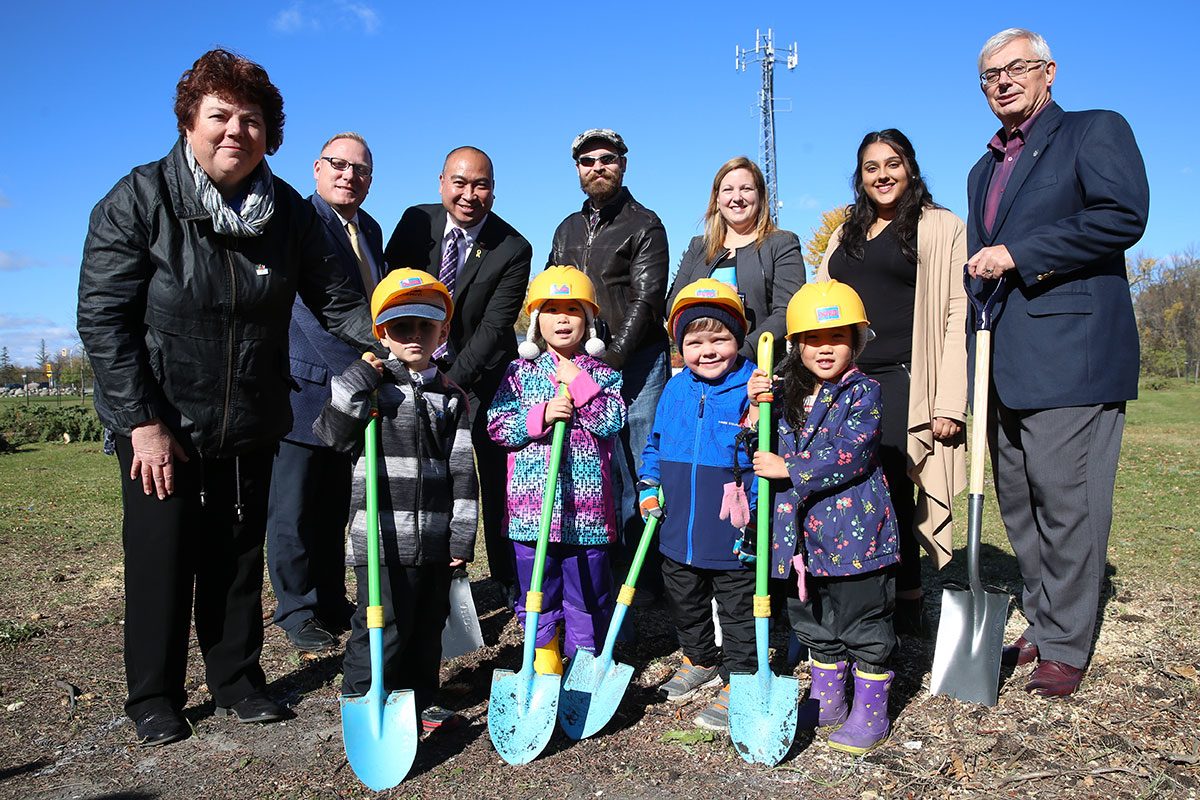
[550,283,572,294]
[815,305,842,322]
[695,288,717,298]
[400,276,422,287]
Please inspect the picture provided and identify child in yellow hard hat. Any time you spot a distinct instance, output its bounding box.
[638,278,758,732]
[747,279,899,755]
[313,268,478,727]
[486,266,626,674]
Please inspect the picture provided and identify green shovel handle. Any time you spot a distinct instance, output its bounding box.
[364,404,383,614]
[530,384,569,595]
[755,332,774,600]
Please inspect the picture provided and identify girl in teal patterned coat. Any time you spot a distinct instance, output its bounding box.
[748,280,898,756]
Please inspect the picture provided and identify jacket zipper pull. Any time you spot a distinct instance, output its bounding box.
[698,394,706,418]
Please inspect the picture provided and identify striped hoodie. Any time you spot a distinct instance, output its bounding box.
[313,357,477,567]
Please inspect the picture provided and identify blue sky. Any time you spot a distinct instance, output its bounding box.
[1,0,1195,365]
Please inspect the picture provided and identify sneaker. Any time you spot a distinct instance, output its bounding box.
[659,657,723,704]
[420,705,464,735]
[694,684,730,732]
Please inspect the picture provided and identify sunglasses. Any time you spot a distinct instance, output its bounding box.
[576,153,621,168]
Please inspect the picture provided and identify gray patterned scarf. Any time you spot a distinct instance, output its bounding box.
[184,141,275,237]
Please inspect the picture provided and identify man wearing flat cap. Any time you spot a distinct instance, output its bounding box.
[548,128,670,593]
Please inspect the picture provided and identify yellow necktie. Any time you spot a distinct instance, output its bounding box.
[345,221,375,294]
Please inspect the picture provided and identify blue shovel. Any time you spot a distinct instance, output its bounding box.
[728,332,800,765]
[559,490,663,739]
[488,386,568,765]
[341,409,418,790]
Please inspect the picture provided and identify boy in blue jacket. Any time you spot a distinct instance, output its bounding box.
[639,279,757,732]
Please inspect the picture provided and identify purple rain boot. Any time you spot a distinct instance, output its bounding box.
[828,668,894,755]
[809,659,849,728]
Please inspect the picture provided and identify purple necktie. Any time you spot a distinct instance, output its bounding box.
[434,227,463,360]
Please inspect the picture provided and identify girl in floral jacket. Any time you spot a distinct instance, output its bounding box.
[487,267,626,674]
[748,280,898,755]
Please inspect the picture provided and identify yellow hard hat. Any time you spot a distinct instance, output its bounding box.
[667,278,748,340]
[370,268,453,339]
[785,280,869,337]
[524,265,600,316]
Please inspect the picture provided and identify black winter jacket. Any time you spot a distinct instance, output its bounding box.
[77,138,378,458]
[547,187,669,369]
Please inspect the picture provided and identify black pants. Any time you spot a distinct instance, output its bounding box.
[116,436,271,719]
[342,563,451,714]
[786,570,895,673]
[661,556,756,678]
[860,363,920,594]
[471,389,515,587]
[266,440,353,632]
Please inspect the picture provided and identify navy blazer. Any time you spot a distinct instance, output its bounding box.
[281,193,383,446]
[384,204,532,405]
[967,102,1149,410]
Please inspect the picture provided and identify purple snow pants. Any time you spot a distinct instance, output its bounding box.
[513,541,613,659]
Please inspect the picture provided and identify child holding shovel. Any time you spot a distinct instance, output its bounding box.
[747,280,899,754]
[313,269,478,729]
[638,279,759,732]
[487,266,626,675]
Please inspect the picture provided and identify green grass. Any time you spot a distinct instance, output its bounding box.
[0,394,93,409]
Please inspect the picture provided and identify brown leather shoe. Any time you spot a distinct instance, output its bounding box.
[1024,660,1084,697]
[1001,636,1038,667]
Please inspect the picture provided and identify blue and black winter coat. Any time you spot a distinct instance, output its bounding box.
[640,358,757,570]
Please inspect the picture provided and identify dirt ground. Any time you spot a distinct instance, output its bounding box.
[1,540,1199,800]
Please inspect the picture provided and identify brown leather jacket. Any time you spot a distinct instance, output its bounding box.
[547,188,669,368]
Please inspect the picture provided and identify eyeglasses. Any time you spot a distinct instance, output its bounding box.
[980,58,1047,87]
[576,153,621,168]
[320,156,372,178]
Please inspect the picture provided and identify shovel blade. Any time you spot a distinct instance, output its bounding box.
[558,648,635,740]
[487,667,561,765]
[729,670,800,766]
[441,572,485,660]
[340,689,417,790]
[930,584,1011,706]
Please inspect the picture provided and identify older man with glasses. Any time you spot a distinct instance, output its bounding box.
[548,128,671,601]
[266,132,384,653]
[964,29,1149,697]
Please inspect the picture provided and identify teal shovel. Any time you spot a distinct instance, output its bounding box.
[341,409,418,790]
[728,332,800,766]
[559,490,663,739]
[488,386,568,764]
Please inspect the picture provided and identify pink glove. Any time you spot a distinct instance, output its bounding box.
[718,481,751,529]
[792,553,808,603]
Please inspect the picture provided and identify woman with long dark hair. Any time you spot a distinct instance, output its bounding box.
[817,129,968,635]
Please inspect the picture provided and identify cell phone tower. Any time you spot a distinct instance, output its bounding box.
[736,28,797,225]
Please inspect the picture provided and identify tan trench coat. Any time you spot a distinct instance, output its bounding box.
[817,207,968,568]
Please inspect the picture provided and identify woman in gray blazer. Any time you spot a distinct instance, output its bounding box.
[667,157,805,364]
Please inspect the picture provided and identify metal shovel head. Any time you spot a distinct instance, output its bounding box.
[487,667,561,765]
[558,648,635,740]
[441,571,484,660]
[340,689,417,791]
[929,582,1011,706]
[728,669,800,766]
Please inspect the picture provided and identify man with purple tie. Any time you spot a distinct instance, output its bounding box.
[384,147,533,595]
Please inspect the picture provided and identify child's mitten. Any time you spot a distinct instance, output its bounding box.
[636,480,663,521]
[718,481,751,529]
[732,520,756,564]
[792,553,808,602]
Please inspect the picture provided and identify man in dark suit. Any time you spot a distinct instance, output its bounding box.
[384,146,532,594]
[965,29,1149,697]
[267,132,384,652]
